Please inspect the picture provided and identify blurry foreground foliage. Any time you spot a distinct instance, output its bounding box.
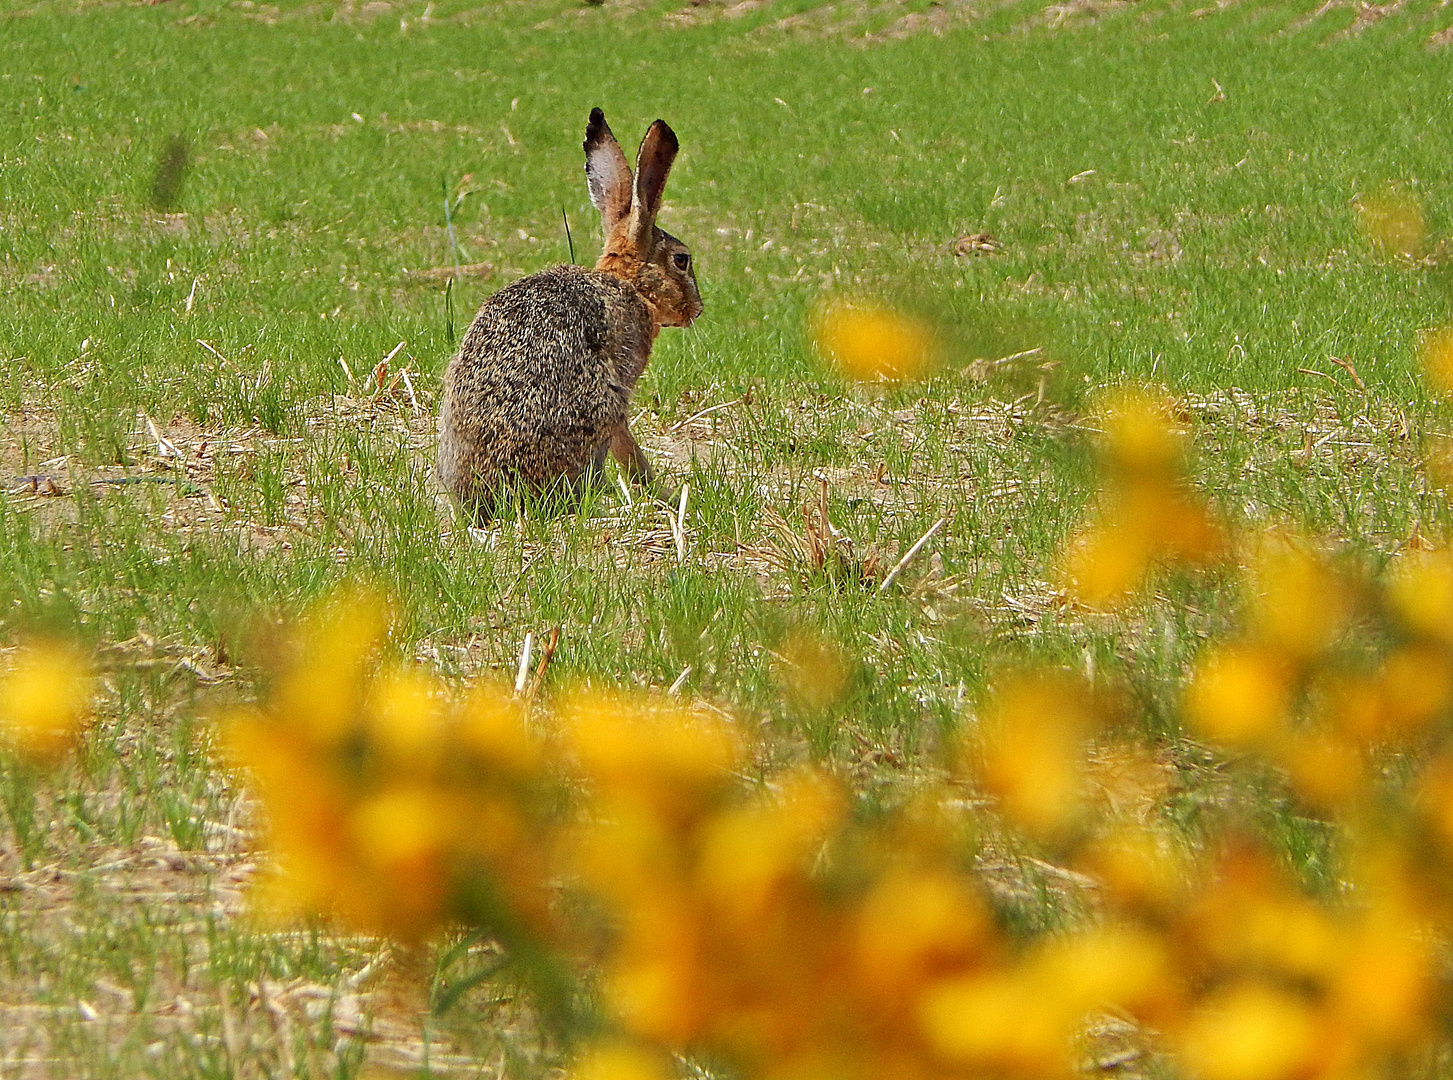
[12,399,1453,1079]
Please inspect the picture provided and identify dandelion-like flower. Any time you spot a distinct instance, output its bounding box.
[809,297,938,382]
[224,592,555,945]
[1356,190,1425,260]
[0,640,92,762]
[1062,387,1221,607]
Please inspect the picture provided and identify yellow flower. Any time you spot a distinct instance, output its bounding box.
[695,769,844,926]
[457,680,540,775]
[1387,549,1453,644]
[1276,731,1364,810]
[564,688,742,822]
[1148,490,1223,564]
[1184,643,1292,746]
[570,805,680,907]
[605,893,706,1043]
[366,664,446,766]
[1356,190,1425,260]
[1329,915,1431,1043]
[570,1043,674,1080]
[1377,644,1452,738]
[1416,754,1453,850]
[250,848,349,926]
[1425,433,1453,488]
[1098,387,1186,480]
[1186,847,1334,975]
[347,783,455,939]
[852,868,990,1000]
[0,640,92,761]
[1318,673,1385,745]
[975,673,1095,839]
[1035,924,1172,1019]
[1251,536,1349,659]
[1063,521,1154,608]
[1422,326,1453,398]
[1078,826,1190,913]
[809,298,937,382]
[763,1050,877,1080]
[350,783,452,868]
[273,592,388,748]
[918,969,1067,1074]
[1241,899,1344,984]
[1175,982,1321,1080]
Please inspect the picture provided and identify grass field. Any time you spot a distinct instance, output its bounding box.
[4,0,1453,1075]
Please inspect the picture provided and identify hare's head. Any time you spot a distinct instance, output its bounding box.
[585,108,703,328]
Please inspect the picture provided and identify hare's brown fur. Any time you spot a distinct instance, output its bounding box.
[436,109,701,521]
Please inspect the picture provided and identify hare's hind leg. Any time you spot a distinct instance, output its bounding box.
[609,424,654,488]
[577,438,613,492]
[551,441,613,516]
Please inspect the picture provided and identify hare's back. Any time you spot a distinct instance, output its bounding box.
[461,266,620,396]
[439,265,648,493]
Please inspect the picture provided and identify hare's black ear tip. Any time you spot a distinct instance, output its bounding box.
[585,108,614,150]
[652,120,679,151]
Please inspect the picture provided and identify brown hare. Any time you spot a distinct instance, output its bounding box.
[436,108,702,522]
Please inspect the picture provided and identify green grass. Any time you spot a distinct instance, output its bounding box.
[4,0,1453,1074]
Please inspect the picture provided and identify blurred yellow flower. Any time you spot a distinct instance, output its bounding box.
[1416,754,1453,850]
[852,868,990,1000]
[564,688,742,823]
[1388,549,1453,644]
[1176,981,1320,1080]
[1098,387,1186,480]
[223,562,1453,1080]
[458,680,540,775]
[779,631,849,713]
[695,769,844,926]
[975,673,1095,839]
[1036,924,1171,1019]
[1063,521,1154,608]
[1184,644,1292,746]
[0,640,92,762]
[1251,536,1349,659]
[366,665,447,766]
[918,969,1066,1074]
[273,591,389,748]
[1318,672,1385,745]
[809,298,937,382]
[351,783,452,868]
[1421,327,1453,398]
[1425,433,1453,487]
[571,1042,674,1080]
[225,590,562,946]
[1235,897,1343,984]
[606,948,704,1045]
[1078,826,1190,913]
[1377,644,1452,738]
[1356,190,1425,260]
[1062,390,1220,608]
[1330,916,1432,1043]
[1277,731,1364,810]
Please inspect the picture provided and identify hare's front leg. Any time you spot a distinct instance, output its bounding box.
[609,423,654,488]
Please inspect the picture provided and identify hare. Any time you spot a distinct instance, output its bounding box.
[436,108,702,522]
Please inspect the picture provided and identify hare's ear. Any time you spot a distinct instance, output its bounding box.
[627,119,678,250]
[584,108,633,233]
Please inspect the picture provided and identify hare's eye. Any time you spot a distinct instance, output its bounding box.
[672,252,691,271]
